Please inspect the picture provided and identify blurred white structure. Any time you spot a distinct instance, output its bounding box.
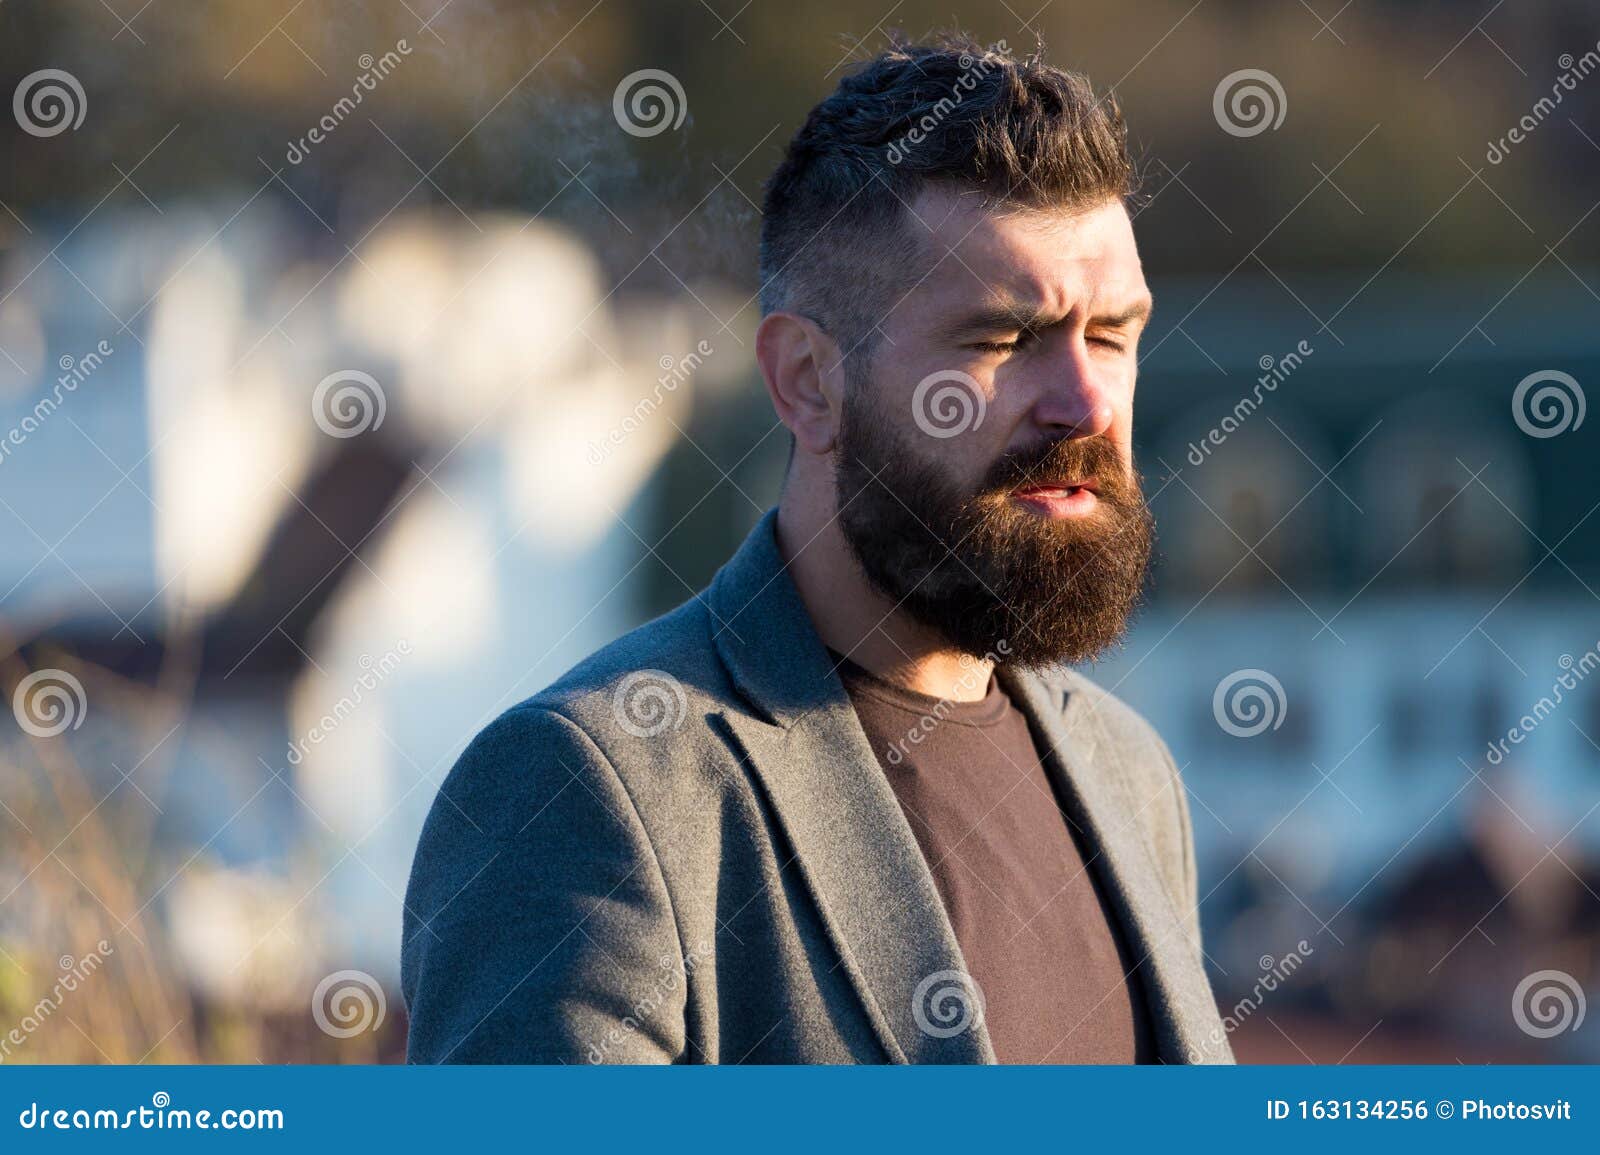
[0,200,750,992]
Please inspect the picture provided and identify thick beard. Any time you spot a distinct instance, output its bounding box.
[834,384,1153,669]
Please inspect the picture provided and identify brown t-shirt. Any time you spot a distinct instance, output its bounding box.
[832,651,1155,1064]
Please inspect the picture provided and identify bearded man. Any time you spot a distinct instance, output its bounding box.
[402,35,1231,1065]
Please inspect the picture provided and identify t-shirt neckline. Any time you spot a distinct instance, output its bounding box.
[825,646,1012,727]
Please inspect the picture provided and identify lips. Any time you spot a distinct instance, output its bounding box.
[1008,479,1102,519]
[1013,478,1099,499]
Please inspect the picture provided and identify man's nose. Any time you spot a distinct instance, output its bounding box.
[1029,345,1115,438]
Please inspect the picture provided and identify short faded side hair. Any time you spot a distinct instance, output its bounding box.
[759,34,1134,361]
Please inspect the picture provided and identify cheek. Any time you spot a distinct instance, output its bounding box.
[1110,415,1138,476]
[902,364,993,444]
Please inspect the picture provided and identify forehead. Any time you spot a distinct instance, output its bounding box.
[901,185,1146,315]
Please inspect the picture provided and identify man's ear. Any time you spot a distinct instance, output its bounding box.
[755,311,846,456]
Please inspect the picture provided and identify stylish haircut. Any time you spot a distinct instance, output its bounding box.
[758,34,1136,361]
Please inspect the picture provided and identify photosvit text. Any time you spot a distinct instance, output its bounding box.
[1266,1098,1573,1121]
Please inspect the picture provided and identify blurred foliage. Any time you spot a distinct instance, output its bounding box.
[0,636,403,1063]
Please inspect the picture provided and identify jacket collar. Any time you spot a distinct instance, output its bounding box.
[706,508,1227,1063]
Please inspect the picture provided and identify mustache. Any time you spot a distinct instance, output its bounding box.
[981,435,1133,498]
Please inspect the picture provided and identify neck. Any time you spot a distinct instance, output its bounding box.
[774,489,992,703]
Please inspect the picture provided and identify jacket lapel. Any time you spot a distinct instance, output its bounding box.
[707,511,994,1064]
[704,509,1228,1064]
[1000,666,1231,1063]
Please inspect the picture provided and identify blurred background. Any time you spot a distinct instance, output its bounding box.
[1,0,1597,1064]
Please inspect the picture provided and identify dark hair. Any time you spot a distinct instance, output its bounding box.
[759,34,1134,361]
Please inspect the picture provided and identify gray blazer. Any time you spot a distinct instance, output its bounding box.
[401,509,1233,1064]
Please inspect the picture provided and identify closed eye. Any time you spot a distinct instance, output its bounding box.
[970,328,1041,356]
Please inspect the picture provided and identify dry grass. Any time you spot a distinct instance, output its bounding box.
[0,629,404,1064]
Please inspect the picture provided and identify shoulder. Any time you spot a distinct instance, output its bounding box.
[439,595,733,823]
[525,594,732,753]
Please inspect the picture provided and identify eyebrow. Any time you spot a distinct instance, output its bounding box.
[947,295,1153,339]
